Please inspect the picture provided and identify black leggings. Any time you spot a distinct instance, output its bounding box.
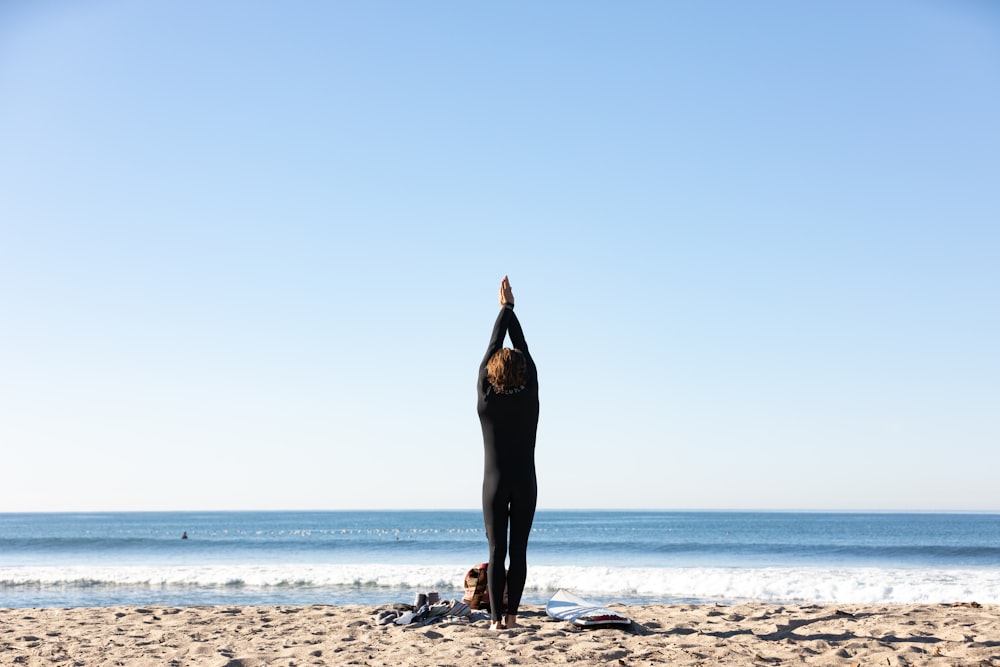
[482,478,537,622]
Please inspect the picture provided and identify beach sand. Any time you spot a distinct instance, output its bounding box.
[2,601,997,666]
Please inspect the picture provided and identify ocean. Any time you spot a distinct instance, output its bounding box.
[2,510,998,609]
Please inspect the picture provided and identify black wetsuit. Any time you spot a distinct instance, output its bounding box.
[477,304,539,623]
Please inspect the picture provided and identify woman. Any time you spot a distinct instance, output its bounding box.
[477,275,539,631]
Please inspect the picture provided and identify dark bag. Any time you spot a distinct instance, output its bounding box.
[462,562,490,609]
[462,562,509,611]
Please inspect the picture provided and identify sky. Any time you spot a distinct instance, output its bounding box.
[1,0,997,513]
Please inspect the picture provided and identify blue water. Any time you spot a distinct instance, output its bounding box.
[2,510,998,608]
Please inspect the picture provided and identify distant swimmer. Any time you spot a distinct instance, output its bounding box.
[181,532,188,540]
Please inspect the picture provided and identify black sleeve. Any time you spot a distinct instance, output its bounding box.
[506,308,537,389]
[479,305,537,393]
[480,305,514,373]
[505,309,529,355]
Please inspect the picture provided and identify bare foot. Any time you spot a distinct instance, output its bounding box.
[489,621,506,631]
[506,614,519,628]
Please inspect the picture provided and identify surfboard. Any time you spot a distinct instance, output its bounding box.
[545,589,631,627]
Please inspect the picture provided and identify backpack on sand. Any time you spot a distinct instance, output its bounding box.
[462,563,490,609]
[462,563,508,611]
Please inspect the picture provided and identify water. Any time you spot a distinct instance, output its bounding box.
[2,510,998,608]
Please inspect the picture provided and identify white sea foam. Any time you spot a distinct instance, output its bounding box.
[2,564,998,605]
[526,565,1000,604]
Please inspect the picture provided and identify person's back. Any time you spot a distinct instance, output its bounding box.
[478,359,538,477]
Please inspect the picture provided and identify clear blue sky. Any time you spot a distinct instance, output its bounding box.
[2,1,997,512]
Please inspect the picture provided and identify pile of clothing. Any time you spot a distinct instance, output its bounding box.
[373,592,482,627]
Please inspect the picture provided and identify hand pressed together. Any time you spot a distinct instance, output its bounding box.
[499,275,515,308]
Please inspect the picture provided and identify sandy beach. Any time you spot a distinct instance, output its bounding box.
[2,601,997,666]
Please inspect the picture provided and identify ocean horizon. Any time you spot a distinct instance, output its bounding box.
[3,510,999,609]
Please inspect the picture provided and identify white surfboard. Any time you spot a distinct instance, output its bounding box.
[546,589,631,627]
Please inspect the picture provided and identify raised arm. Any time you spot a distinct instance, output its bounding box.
[499,275,530,357]
[505,308,529,355]
[491,277,537,390]
[480,305,515,371]
[479,276,536,383]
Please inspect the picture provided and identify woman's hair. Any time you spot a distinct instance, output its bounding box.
[487,348,527,393]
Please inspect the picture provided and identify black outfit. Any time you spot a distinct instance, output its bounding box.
[477,304,539,623]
